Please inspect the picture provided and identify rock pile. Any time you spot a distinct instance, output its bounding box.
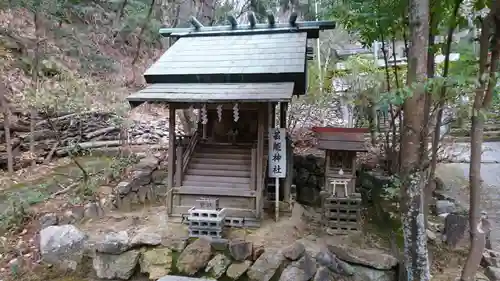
[109,155,168,211]
[39,225,399,281]
[483,250,500,281]
[128,118,180,145]
[293,154,325,207]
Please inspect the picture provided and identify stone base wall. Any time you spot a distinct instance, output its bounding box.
[40,224,399,281]
[293,154,325,207]
[108,154,169,211]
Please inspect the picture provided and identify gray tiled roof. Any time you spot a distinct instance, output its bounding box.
[144,33,307,77]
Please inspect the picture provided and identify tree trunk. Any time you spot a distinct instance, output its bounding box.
[428,0,462,187]
[129,0,155,86]
[426,0,462,228]
[30,11,42,168]
[400,0,431,279]
[0,83,13,173]
[112,0,129,39]
[461,8,500,280]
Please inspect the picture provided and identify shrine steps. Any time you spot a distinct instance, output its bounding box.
[182,143,253,190]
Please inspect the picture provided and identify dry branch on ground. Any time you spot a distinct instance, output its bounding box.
[0,111,125,170]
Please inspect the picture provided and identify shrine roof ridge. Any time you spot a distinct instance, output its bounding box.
[159,12,336,39]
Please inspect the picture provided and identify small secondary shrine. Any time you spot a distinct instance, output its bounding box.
[312,127,368,232]
[126,13,335,227]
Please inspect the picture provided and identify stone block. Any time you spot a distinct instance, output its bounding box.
[196,198,219,210]
[116,181,132,195]
[188,229,224,239]
[229,239,253,261]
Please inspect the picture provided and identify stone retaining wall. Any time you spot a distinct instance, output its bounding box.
[110,155,169,211]
[293,154,325,207]
[40,224,399,281]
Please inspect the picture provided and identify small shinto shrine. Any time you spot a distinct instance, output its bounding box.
[312,127,368,232]
[126,13,336,229]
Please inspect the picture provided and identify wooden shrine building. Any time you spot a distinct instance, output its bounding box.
[312,127,368,232]
[127,13,336,225]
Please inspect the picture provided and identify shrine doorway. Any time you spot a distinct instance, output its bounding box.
[205,108,258,144]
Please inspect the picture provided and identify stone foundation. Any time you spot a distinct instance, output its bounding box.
[293,154,325,207]
[40,224,399,281]
[108,154,169,211]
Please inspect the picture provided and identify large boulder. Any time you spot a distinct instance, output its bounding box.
[177,237,213,276]
[282,242,306,261]
[40,224,87,270]
[226,261,253,280]
[140,247,173,280]
[229,239,253,261]
[92,250,140,279]
[205,254,231,279]
[485,266,500,281]
[95,231,130,254]
[130,227,164,247]
[247,249,285,281]
[346,264,397,281]
[315,249,354,276]
[279,252,317,281]
[327,245,397,270]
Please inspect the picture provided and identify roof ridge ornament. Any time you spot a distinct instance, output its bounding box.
[159,13,335,39]
[248,11,257,28]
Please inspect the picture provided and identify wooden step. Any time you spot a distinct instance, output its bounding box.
[182,181,249,189]
[191,157,251,165]
[189,163,250,171]
[198,142,254,148]
[184,175,250,184]
[193,153,251,160]
[186,169,251,177]
[176,186,255,197]
[198,147,252,154]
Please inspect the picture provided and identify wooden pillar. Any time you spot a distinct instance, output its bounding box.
[176,146,183,187]
[279,102,287,128]
[255,105,265,219]
[271,103,275,127]
[167,104,176,215]
[251,148,257,191]
[325,150,331,193]
[280,102,291,203]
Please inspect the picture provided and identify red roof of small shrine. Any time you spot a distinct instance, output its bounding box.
[311,126,368,152]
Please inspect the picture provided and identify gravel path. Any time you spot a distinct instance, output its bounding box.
[437,142,500,251]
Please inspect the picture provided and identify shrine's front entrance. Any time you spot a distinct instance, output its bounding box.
[205,106,258,144]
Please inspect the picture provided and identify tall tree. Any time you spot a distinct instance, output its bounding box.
[400,0,431,280]
[461,3,500,280]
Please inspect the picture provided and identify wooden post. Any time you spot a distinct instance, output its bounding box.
[284,137,292,203]
[271,103,276,127]
[351,152,357,194]
[176,146,183,187]
[279,102,287,128]
[280,102,291,203]
[255,105,265,219]
[167,104,176,215]
[325,150,331,194]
